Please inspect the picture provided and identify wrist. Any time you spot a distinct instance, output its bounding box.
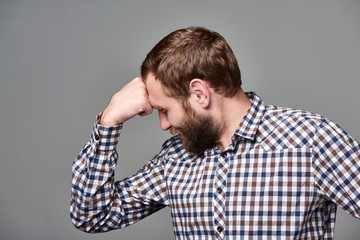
[99,113,120,127]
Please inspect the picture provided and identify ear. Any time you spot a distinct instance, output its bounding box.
[189,79,210,109]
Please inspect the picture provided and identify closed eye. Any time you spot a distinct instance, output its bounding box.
[159,108,167,114]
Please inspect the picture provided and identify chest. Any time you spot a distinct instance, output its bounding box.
[165,147,320,237]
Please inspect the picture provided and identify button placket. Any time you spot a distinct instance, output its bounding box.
[213,152,228,240]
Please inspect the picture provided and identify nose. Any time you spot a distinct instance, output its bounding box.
[158,111,171,131]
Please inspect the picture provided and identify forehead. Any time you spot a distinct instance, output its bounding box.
[145,73,176,109]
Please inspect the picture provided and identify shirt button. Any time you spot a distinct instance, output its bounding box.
[216,188,222,194]
[217,226,223,233]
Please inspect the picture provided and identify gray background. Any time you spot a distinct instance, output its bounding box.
[0,0,359,239]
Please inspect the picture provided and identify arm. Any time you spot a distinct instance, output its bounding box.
[70,78,167,232]
[312,119,360,218]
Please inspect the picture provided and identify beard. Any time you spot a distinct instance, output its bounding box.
[170,110,223,155]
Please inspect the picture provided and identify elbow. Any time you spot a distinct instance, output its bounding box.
[70,201,97,233]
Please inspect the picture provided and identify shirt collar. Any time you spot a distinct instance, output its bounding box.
[234,92,266,141]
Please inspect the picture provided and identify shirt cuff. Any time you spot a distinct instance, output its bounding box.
[90,113,123,152]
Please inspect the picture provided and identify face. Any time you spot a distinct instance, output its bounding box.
[146,73,222,154]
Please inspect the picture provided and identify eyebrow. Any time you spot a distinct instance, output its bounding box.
[152,106,163,111]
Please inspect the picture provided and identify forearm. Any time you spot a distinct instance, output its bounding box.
[70,114,123,232]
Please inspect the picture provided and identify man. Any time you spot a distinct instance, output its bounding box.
[71,27,360,239]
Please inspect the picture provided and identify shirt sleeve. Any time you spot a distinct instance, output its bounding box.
[312,118,360,218]
[70,114,168,232]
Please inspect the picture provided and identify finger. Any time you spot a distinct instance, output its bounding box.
[138,104,153,116]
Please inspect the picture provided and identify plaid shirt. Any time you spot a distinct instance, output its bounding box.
[71,92,360,239]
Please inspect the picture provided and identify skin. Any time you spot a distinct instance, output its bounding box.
[100,72,252,150]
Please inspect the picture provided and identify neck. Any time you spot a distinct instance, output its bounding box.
[215,90,251,150]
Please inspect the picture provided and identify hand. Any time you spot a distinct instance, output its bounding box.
[100,77,153,126]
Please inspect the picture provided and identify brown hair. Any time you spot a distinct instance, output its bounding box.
[141,27,242,101]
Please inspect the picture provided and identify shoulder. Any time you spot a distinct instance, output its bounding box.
[257,105,327,150]
[262,105,327,131]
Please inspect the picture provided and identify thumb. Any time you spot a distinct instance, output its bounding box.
[138,102,153,117]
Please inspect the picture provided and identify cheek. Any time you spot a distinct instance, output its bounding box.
[168,111,186,128]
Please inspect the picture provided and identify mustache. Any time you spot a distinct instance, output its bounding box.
[170,127,181,136]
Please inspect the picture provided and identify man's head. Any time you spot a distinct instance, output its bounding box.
[141,27,242,103]
[143,27,242,154]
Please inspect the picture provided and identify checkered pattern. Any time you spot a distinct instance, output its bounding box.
[71,92,360,239]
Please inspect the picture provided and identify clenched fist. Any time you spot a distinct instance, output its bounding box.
[100,77,153,126]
